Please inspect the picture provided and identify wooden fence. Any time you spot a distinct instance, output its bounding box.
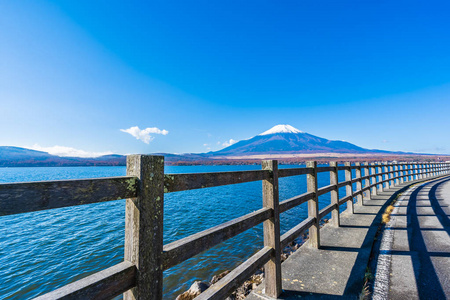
[1,156,449,300]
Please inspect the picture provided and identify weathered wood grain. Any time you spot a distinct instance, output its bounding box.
[337,180,351,189]
[307,161,320,248]
[279,192,315,213]
[0,176,137,216]
[162,207,272,270]
[124,155,164,300]
[352,189,363,197]
[363,162,371,200]
[330,161,339,227]
[262,160,281,298]
[318,203,336,220]
[337,165,351,171]
[280,217,315,248]
[195,247,272,300]
[316,166,334,173]
[370,163,377,196]
[164,170,270,193]
[344,162,354,214]
[278,167,312,178]
[338,195,352,206]
[317,184,336,196]
[34,261,136,300]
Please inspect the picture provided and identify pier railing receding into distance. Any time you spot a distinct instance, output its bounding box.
[1,156,450,300]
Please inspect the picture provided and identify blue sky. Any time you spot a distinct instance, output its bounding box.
[1,0,450,157]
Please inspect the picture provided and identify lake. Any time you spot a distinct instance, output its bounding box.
[0,165,351,299]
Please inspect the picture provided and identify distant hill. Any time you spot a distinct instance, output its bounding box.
[0,146,126,167]
[211,124,400,156]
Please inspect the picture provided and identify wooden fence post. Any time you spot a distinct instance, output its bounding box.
[405,163,409,182]
[377,163,383,193]
[262,160,282,298]
[389,164,394,188]
[398,163,404,184]
[307,161,320,249]
[364,162,371,200]
[344,162,354,214]
[330,161,340,227]
[393,163,398,185]
[371,163,377,196]
[355,162,363,205]
[125,155,164,300]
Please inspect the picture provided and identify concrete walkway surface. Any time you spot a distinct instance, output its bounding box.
[373,176,450,300]
[247,175,449,300]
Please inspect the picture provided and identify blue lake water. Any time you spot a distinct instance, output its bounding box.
[0,165,352,299]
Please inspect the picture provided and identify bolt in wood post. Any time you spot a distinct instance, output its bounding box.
[377,163,383,193]
[307,161,320,249]
[344,162,354,214]
[262,160,282,298]
[370,163,377,196]
[355,162,363,205]
[125,155,164,300]
[330,161,340,226]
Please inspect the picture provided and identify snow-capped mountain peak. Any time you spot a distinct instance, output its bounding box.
[258,124,303,136]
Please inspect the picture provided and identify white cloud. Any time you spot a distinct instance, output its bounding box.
[203,143,209,147]
[30,144,114,158]
[120,126,169,144]
[222,139,237,147]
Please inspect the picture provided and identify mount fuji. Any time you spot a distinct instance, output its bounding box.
[212,124,382,156]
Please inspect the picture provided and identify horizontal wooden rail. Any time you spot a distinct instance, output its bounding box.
[278,167,312,178]
[35,261,136,300]
[337,180,351,189]
[0,176,138,216]
[337,166,351,170]
[353,189,363,197]
[279,192,314,213]
[317,184,336,196]
[195,247,272,300]
[318,203,336,220]
[280,217,315,248]
[162,207,272,270]
[316,166,334,173]
[338,195,353,206]
[164,170,270,193]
